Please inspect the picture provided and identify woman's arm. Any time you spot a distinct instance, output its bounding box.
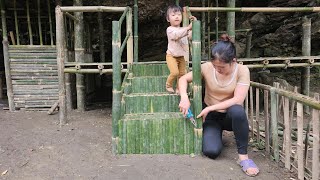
[178,72,193,116]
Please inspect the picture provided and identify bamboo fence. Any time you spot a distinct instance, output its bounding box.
[248,82,320,180]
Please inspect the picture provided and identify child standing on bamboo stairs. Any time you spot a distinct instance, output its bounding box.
[165,5,196,94]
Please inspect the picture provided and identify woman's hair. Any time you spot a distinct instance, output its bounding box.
[211,34,236,64]
[166,5,183,21]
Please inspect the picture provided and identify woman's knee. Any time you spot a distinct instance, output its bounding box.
[202,146,222,159]
[227,104,246,119]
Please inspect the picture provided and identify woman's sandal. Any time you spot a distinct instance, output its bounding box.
[237,159,260,177]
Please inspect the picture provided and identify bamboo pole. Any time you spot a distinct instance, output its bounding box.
[226,0,235,40]
[270,87,279,162]
[126,8,133,65]
[301,16,311,113]
[188,7,320,12]
[249,86,254,137]
[215,0,219,41]
[47,0,54,45]
[13,0,20,45]
[1,0,14,110]
[264,90,270,153]
[255,88,260,142]
[55,6,67,125]
[245,31,252,58]
[98,12,105,62]
[60,6,126,12]
[312,93,319,180]
[133,0,138,62]
[112,21,121,154]
[74,0,85,111]
[9,31,16,45]
[283,96,291,169]
[176,0,179,6]
[64,68,127,74]
[26,0,33,45]
[296,102,304,180]
[182,7,190,70]
[207,0,211,60]
[192,21,202,154]
[37,0,43,45]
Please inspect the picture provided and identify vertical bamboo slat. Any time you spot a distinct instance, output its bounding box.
[112,21,121,154]
[296,102,304,180]
[47,0,54,45]
[74,0,85,111]
[245,95,248,119]
[126,8,133,65]
[37,0,43,45]
[182,7,190,70]
[133,0,138,62]
[245,31,252,58]
[249,86,254,137]
[207,0,211,60]
[270,88,279,162]
[255,88,260,142]
[26,0,33,45]
[215,0,219,41]
[283,96,291,169]
[192,20,202,154]
[264,90,270,153]
[13,0,20,45]
[312,93,319,180]
[201,0,206,56]
[98,12,105,62]
[226,0,235,40]
[55,6,67,125]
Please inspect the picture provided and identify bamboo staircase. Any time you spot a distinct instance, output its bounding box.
[116,63,201,154]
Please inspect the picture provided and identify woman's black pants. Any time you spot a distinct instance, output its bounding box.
[202,104,249,159]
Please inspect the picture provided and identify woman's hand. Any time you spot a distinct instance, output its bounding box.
[179,94,190,117]
[197,106,214,122]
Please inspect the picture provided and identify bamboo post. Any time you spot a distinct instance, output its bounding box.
[55,6,67,125]
[26,0,33,45]
[126,7,133,65]
[255,88,260,142]
[201,0,206,57]
[270,87,279,162]
[264,90,270,153]
[74,0,85,111]
[296,102,304,180]
[1,0,14,111]
[98,12,105,62]
[249,86,254,137]
[301,16,311,113]
[215,0,219,41]
[245,95,248,119]
[192,20,203,154]
[112,21,121,154]
[245,31,252,58]
[133,0,138,62]
[226,0,235,40]
[47,0,54,45]
[37,0,43,45]
[182,7,189,70]
[312,93,319,180]
[283,96,291,169]
[13,0,20,45]
[176,0,179,6]
[9,31,15,45]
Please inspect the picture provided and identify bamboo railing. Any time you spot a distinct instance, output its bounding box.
[248,82,320,180]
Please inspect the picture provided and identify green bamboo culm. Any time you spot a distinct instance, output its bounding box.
[226,0,235,41]
[133,0,138,62]
[74,0,85,111]
[112,21,121,154]
[13,0,20,45]
[26,0,33,45]
[37,0,43,45]
[192,20,203,154]
[270,87,279,162]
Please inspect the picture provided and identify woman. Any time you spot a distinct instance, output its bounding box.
[178,34,259,177]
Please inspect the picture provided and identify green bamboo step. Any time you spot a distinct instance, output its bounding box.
[131,76,167,93]
[117,112,196,154]
[124,93,180,114]
[132,63,169,77]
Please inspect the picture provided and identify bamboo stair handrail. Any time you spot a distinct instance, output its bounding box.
[189,7,320,12]
[60,6,127,12]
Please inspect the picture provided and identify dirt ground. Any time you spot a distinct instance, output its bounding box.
[0,100,297,180]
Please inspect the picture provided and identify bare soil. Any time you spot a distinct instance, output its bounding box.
[0,101,296,180]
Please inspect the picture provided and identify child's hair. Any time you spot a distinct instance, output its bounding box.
[166,5,183,21]
[211,34,236,64]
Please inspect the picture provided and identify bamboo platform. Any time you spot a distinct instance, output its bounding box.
[8,45,58,111]
[116,63,201,154]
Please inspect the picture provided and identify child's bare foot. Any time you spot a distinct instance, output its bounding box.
[166,87,175,94]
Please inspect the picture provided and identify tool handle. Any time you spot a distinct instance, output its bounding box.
[186,108,194,119]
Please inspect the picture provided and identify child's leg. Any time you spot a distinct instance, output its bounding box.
[175,56,186,93]
[166,54,179,93]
